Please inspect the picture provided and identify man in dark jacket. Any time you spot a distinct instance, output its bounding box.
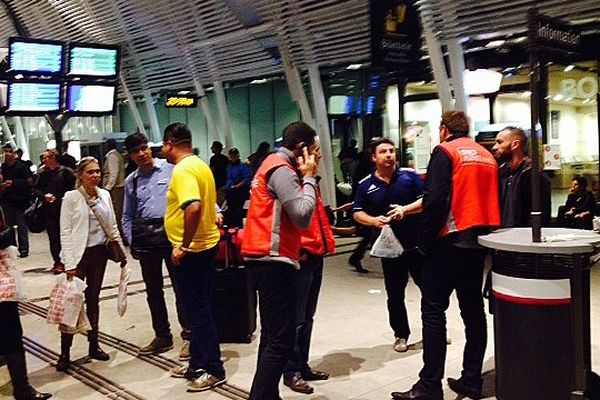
[34,149,76,273]
[492,126,551,227]
[0,144,33,258]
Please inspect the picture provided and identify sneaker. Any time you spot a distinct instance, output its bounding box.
[179,340,191,361]
[393,338,408,352]
[18,252,28,258]
[170,365,204,381]
[139,336,173,355]
[186,372,227,392]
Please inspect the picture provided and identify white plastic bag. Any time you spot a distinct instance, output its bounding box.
[0,247,26,302]
[47,274,87,328]
[370,225,404,258]
[117,267,131,317]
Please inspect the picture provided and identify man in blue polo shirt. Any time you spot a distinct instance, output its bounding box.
[353,138,423,353]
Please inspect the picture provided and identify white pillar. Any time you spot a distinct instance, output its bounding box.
[194,78,221,144]
[213,81,234,149]
[120,75,147,136]
[308,64,336,207]
[143,90,162,143]
[423,28,454,111]
[0,117,17,149]
[13,117,30,160]
[447,39,467,112]
[280,47,314,125]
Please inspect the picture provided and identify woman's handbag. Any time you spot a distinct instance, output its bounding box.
[78,187,127,263]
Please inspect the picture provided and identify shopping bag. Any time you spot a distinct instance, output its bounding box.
[0,247,26,302]
[117,267,131,317]
[370,225,404,258]
[47,275,87,327]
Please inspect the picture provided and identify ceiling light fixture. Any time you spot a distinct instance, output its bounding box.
[553,94,564,101]
[564,65,575,72]
[346,64,362,70]
[250,78,268,84]
[521,91,532,97]
[485,40,506,48]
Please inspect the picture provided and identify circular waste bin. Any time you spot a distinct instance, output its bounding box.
[479,228,600,400]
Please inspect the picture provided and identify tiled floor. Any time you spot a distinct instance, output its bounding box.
[1,232,599,399]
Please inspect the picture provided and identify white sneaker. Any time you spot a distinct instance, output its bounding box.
[393,338,408,352]
[179,340,191,361]
[186,372,227,392]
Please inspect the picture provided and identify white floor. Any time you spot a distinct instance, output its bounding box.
[1,232,599,399]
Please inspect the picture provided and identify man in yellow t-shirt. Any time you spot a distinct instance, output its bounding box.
[161,123,226,392]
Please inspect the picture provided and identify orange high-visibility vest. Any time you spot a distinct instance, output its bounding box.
[241,153,303,260]
[437,137,501,236]
[301,186,336,256]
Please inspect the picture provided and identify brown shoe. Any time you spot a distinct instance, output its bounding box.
[302,367,329,381]
[284,376,314,394]
[52,262,65,275]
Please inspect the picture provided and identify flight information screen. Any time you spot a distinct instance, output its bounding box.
[69,46,118,76]
[7,82,61,113]
[67,84,116,113]
[9,40,63,74]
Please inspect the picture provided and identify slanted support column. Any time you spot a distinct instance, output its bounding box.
[143,90,162,143]
[120,75,146,136]
[308,64,335,207]
[423,28,454,111]
[213,81,234,149]
[0,117,17,149]
[13,117,30,159]
[194,78,221,144]
[280,46,314,125]
[447,39,467,112]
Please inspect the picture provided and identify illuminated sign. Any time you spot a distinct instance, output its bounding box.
[165,94,197,108]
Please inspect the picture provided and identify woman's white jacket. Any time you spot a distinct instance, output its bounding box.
[60,188,123,269]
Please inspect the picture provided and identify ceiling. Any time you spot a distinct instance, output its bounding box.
[0,0,598,99]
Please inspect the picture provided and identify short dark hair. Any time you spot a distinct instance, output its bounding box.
[370,138,395,155]
[280,122,316,151]
[105,139,117,151]
[574,176,588,189]
[502,126,527,148]
[440,111,470,136]
[164,123,192,144]
[229,147,240,155]
[124,132,149,153]
[211,141,223,151]
[3,143,13,150]
[45,149,59,160]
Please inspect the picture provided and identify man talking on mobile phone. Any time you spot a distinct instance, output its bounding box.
[242,121,318,400]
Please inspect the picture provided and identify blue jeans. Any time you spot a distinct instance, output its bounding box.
[283,253,323,379]
[172,245,224,377]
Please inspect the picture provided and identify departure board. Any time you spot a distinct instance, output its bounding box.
[9,39,63,74]
[7,82,61,113]
[67,84,116,113]
[69,46,118,77]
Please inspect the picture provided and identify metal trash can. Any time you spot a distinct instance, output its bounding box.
[479,228,600,400]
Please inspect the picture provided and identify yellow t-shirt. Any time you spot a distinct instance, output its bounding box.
[165,155,220,252]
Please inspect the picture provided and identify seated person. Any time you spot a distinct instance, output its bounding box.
[557,176,596,230]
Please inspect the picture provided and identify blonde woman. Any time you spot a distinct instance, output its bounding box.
[57,156,127,371]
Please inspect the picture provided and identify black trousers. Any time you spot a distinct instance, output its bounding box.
[381,249,422,340]
[74,245,108,332]
[248,261,296,400]
[44,210,61,263]
[418,239,487,391]
[2,202,28,255]
[138,249,190,340]
[0,302,24,355]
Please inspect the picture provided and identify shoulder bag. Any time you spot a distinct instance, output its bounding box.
[130,175,171,256]
[78,187,126,263]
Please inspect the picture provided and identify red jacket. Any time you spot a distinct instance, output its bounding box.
[437,137,500,236]
[301,186,335,256]
[241,153,303,260]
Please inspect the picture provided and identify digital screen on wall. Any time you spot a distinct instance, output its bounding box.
[68,44,119,77]
[67,84,116,114]
[7,82,61,114]
[8,37,64,75]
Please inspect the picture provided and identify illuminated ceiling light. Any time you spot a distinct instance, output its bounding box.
[346,64,363,70]
[521,91,532,97]
[250,78,268,84]
[553,94,564,101]
[485,40,505,48]
[177,90,191,94]
[414,81,426,86]
[582,99,591,104]
[564,65,575,72]
[565,97,573,101]
[463,69,503,95]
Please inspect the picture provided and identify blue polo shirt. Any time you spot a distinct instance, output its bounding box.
[353,167,423,249]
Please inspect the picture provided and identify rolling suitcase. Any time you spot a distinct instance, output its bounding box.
[212,228,257,343]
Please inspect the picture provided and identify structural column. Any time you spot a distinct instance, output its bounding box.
[447,38,467,112]
[120,75,147,136]
[213,81,234,149]
[194,78,221,144]
[423,27,454,111]
[143,90,162,143]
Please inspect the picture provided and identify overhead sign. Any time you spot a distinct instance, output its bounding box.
[165,94,197,108]
[528,11,581,55]
[370,0,422,72]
